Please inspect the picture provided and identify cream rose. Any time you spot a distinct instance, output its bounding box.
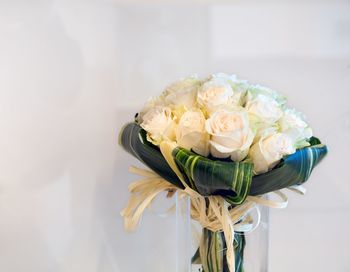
[246,94,283,124]
[279,108,312,148]
[164,75,200,109]
[211,73,248,106]
[249,132,296,174]
[140,106,176,145]
[137,95,166,122]
[205,109,255,161]
[197,78,234,113]
[176,110,209,156]
[246,84,286,105]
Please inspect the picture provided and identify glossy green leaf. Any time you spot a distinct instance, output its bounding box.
[197,229,245,272]
[119,123,184,189]
[249,138,327,195]
[173,147,253,205]
[119,123,328,200]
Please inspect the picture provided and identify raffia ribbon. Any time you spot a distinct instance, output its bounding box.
[121,141,305,272]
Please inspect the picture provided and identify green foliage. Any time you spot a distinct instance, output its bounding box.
[198,229,245,272]
[119,122,184,189]
[174,147,253,205]
[119,122,328,200]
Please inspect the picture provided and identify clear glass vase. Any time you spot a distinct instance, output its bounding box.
[175,193,269,272]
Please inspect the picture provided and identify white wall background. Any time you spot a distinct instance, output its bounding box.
[0,0,349,271]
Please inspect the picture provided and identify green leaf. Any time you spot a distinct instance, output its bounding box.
[119,123,184,189]
[309,136,321,146]
[119,123,328,200]
[173,147,253,205]
[197,229,245,272]
[249,139,327,195]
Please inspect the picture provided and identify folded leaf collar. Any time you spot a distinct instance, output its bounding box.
[120,122,327,205]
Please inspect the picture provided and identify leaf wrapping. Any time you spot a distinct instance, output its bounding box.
[119,123,328,203]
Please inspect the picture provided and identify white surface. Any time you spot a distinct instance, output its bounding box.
[0,1,349,272]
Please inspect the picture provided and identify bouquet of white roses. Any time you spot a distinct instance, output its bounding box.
[119,73,327,272]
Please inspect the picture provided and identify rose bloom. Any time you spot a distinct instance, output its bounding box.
[197,77,234,113]
[279,108,312,148]
[164,75,200,109]
[245,94,283,124]
[205,108,255,161]
[176,110,209,156]
[211,73,248,105]
[140,106,176,145]
[137,96,166,122]
[249,132,296,174]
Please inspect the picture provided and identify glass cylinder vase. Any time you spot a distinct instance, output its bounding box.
[175,193,269,272]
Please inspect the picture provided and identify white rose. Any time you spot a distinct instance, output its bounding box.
[246,94,283,124]
[246,84,286,105]
[279,108,312,148]
[197,78,234,113]
[211,73,248,106]
[140,106,176,145]
[249,132,296,174]
[211,73,237,82]
[176,110,209,156]
[205,109,255,161]
[164,75,200,109]
[137,95,166,122]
